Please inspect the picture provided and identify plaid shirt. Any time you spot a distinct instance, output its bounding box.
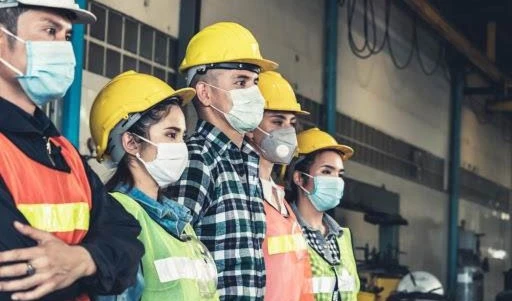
[166,120,266,300]
[292,203,342,265]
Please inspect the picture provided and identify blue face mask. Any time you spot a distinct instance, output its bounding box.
[299,173,345,212]
[0,28,76,107]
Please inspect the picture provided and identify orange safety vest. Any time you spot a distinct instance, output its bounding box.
[262,187,313,301]
[0,134,92,301]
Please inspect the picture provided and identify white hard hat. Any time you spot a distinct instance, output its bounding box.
[0,0,96,24]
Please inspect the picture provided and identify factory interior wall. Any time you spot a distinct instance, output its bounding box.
[73,1,512,298]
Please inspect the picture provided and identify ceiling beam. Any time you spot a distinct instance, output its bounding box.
[403,0,506,83]
[489,100,512,111]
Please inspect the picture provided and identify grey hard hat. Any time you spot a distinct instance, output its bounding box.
[0,0,96,24]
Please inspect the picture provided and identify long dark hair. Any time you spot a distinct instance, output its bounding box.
[284,153,315,203]
[105,98,183,192]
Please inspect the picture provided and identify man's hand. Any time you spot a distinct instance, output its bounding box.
[0,221,97,300]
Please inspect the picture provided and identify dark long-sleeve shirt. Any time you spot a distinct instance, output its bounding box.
[0,98,144,300]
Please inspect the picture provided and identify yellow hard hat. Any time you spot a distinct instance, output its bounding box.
[90,71,195,162]
[297,128,354,160]
[258,71,309,115]
[179,22,278,81]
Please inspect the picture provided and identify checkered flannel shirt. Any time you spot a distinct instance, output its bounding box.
[166,120,266,300]
[291,203,342,265]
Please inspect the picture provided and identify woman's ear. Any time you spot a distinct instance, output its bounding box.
[121,132,140,156]
[195,82,212,107]
[293,171,303,187]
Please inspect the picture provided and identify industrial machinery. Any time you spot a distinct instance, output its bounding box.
[356,211,409,301]
[495,269,512,301]
[456,221,487,301]
[387,271,446,301]
[340,178,447,301]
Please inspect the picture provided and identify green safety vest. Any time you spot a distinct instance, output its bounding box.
[111,192,219,301]
[307,227,360,301]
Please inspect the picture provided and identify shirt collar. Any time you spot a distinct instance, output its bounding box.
[261,178,288,215]
[195,119,260,160]
[291,202,343,237]
[195,119,231,155]
[241,137,258,157]
[0,97,59,136]
[117,185,192,236]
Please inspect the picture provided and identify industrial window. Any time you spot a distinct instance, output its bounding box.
[155,31,168,66]
[154,67,166,82]
[460,168,511,212]
[124,19,139,54]
[139,61,152,74]
[106,49,121,78]
[107,11,122,48]
[90,4,106,41]
[84,2,179,86]
[296,94,445,192]
[140,25,154,60]
[88,42,104,75]
[168,38,179,70]
[123,55,137,72]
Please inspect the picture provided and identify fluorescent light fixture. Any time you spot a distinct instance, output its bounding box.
[488,100,512,112]
[488,247,507,260]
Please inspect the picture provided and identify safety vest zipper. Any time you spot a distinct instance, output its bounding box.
[44,136,56,167]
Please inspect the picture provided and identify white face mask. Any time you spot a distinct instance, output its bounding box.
[132,134,189,188]
[204,83,265,134]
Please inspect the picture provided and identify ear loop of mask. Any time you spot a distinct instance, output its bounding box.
[130,134,184,229]
[201,81,229,93]
[130,132,157,146]
[129,133,158,162]
[247,127,281,157]
[0,27,25,76]
[297,172,314,195]
[200,82,251,127]
[251,131,269,156]
[256,126,296,146]
[200,82,231,115]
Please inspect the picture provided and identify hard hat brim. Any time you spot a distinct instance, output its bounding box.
[172,87,195,106]
[16,0,97,24]
[180,57,279,73]
[265,108,310,115]
[252,58,279,72]
[296,110,310,115]
[301,144,354,161]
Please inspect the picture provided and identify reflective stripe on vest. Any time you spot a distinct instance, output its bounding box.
[110,192,219,301]
[263,199,314,301]
[267,233,308,255]
[307,227,360,301]
[0,134,92,245]
[0,134,92,301]
[17,203,90,233]
[154,256,217,283]
[312,276,336,294]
